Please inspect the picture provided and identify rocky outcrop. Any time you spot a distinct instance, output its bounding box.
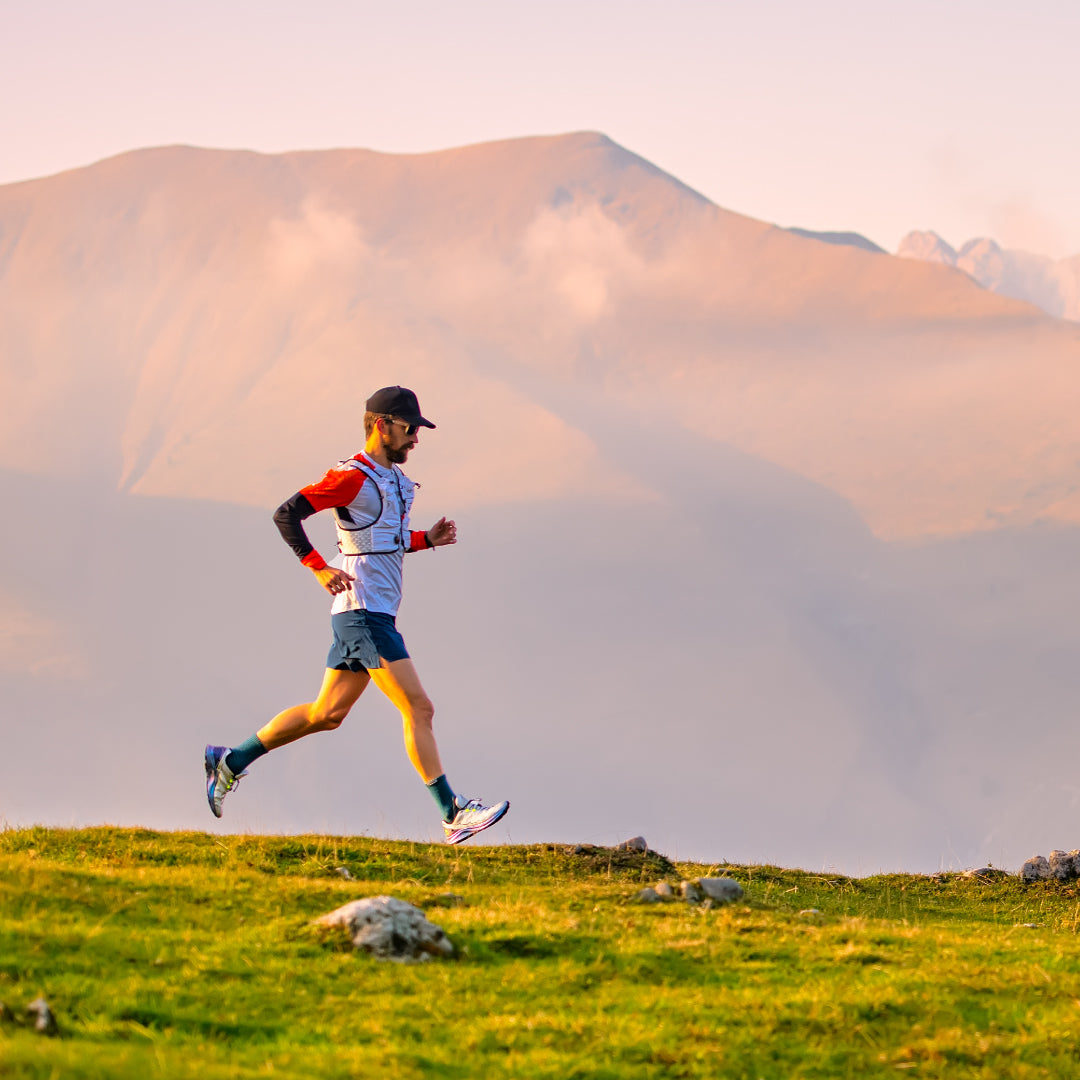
[635,876,744,907]
[316,896,454,962]
[1017,851,1080,883]
[1048,850,1080,879]
[1019,846,1080,881]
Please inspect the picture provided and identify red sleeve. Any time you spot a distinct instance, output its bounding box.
[299,466,368,512]
[408,530,433,553]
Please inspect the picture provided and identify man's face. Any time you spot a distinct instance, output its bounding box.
[379,417,419,464]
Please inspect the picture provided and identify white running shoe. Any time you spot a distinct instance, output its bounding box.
[442,796,510,844]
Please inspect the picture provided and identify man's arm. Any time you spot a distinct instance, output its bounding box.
[272,466,368,593]
[272,492,325,568]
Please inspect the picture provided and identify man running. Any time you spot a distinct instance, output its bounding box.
[204,386,509,844]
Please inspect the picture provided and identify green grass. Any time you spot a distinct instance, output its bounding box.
[3,828,1080,1078]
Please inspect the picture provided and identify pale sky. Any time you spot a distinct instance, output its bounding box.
[3,0,1077,257]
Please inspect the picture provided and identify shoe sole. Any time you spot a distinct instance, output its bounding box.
[444,801,509,845]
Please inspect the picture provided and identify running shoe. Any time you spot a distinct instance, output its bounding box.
[442,796,510,844]
[204,745,245,819]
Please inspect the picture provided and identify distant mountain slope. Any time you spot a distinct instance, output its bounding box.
[785,227,886,254]
[3,133,1079,539]
[897,229,1080,323]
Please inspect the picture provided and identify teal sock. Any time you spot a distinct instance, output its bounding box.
[426,775,457,822]
[225,735,268,775]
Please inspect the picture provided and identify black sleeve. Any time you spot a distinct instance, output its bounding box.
[272,493,319,561]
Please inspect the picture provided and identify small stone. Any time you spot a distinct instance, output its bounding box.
[654,881,675,900]
[1015,923,1043,929]
[616,836,648,853]
[798,908,823,916]
[26,998,58,1036]
[635,887,661,904]
[680,880,705,904]
[697,877,744,903]
[429,893,465,908]
[1020,855,1051,883]
[334,866,354,880]
[316,896,454,962]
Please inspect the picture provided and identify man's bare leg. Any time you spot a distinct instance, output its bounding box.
[367,657,443,782]
[204,667,369,819]
[366,657,508,842]
[207,657,507,840]
[256,667,370,750]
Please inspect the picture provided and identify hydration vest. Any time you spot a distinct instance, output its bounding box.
[332,457,416,556]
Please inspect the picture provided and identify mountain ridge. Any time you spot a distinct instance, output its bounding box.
[2,133,1078,539]
[5,132,1080,871]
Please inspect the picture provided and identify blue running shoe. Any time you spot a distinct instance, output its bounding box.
[204,745,245,819]
[442,796,509,844]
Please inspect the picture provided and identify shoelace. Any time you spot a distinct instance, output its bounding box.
[219,761,243,792]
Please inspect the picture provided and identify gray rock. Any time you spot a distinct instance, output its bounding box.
[316,896,454,962]
[654,881,675,900]
[635,887,661,904]
[798,908,823,916]
[26,998,58,1035]
[616,836,648,853]
[421,893,465,909]
[333,866,354,880]
[1048,850,1079,881]
[697,877,744,903]
[962,866,1006,880]
[1020,855,1051,883]
[680,880,705,904]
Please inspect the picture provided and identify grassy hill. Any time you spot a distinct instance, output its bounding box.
[2,828,1079,1078]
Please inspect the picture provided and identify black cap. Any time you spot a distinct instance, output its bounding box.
[365,386,436,429]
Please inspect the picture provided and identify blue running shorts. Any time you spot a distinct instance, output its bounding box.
[327,610,410,671]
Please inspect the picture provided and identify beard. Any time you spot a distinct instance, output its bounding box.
[386,444,411,465]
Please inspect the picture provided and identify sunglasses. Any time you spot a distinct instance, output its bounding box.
[383,417,420,436]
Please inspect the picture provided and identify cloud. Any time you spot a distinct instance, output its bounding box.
[925,141,1072,259]
[987,197,1069,259]
[266,198,370,286]
[520,205,649,321]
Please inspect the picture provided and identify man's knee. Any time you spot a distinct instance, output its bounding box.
[309,702,350,730]
[407,696,435,729]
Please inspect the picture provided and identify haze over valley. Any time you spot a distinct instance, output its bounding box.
[3,133,1080,873]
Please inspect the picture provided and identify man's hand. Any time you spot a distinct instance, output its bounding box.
[425,517,458,547]
[313,565,355,595]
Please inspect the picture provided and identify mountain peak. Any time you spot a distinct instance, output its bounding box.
[897,231,1077,321]
[958,237,1003,259]
[896,230,958,265]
